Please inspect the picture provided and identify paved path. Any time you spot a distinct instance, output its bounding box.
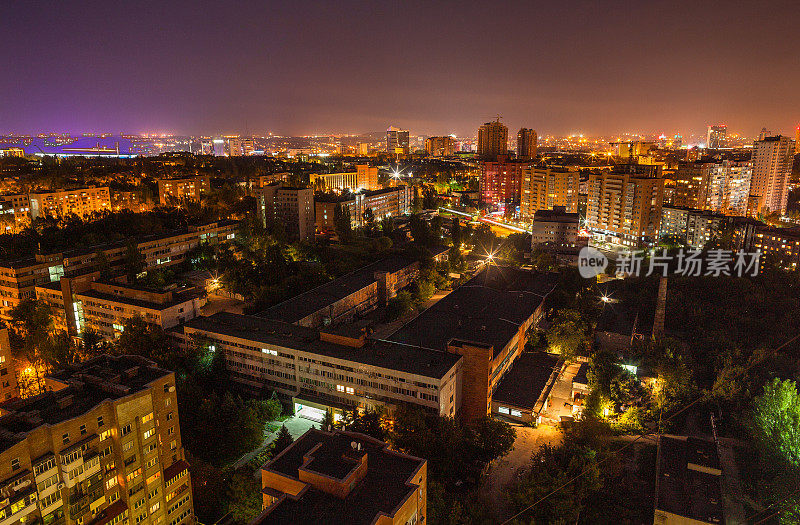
[480,424,562,521]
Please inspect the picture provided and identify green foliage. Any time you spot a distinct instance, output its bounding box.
[750,378,800,469]
[411,279,435,305]
[271,425,294,457]
[333,203,353,242]
[341,407,390,441]
[385,291,414,321]
[546,309,590,361]
[226,469,263,524]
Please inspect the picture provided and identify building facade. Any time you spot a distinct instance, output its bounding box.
[424,136,456,157]
[386,127,410,155]
[516,128,537,160]
[316,186,412,232]
[706,124,727,149]
[520,167,579,220]
[157,175,210,206]
[29,187,111,220]
[479,157,528,210]
[477,120,508,159]
[0,355,193,525]
[254,183,315,241]
[585,165,664,247]
[530,206,587,259]
[749,135,794,215]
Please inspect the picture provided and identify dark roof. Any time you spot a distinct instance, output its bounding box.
[257,429,424,525]
[492,352,560,410]
[76,286,202,311]
[184,312,460,379]
[573,362,589,386]
[255,257,417,324]
[656,436,723,524]
[0,355,171,453]
[387,266,558,357]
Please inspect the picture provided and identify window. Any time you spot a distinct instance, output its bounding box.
[121,424,132,436]
[143,428,155,440]
[126,468,142,482]
[62,433,70,445]
[336,384,345,392]
[123,440,133,453]
[498,406,510,415]
[98,416,104,427]
[167,427,175,436]
[165,398,171,407]
[11,458,19,471]
[170,440,177,450]
[146,471,161,485]
[100,429,113,441]
[166,412,173,421]
[142,413,153,424]
[510,409,523,417]
[346,386,355,395]
[106,477,119,490]
[80,424,87,435]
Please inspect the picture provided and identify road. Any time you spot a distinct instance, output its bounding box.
[481,424,562,521]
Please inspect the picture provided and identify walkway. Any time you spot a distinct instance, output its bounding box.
[232,415,316,470]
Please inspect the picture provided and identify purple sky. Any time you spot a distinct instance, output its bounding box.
[2,0,799,138]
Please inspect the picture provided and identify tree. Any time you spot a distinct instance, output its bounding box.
[123,240,145,280]
[226,470,262,523]
[333,203,352,242]
[546,309,590,361]
[750,378,800,469]
[450,217,462,246]
[385,291,414,321]
[321,409,336,431]
[272,425,294,457]
[347,408,390,441]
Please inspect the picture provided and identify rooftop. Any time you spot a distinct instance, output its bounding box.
[184,312,460,379]
[387,266,558,357]
[492,351,560,410]
[256,428,424,525]
[0,355,171,453]
[655,436,723,524]
[255,257,417,324]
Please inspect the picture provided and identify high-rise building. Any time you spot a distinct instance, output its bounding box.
[479,157,527,210]
[749,135,794,216]
[212,138,225,156]
[226,136,255,156]
[0,355,194,525]
[386,126,410,155]
[517,128,538,160]
[704,160,752,216]
[706,124,727,149]
[586,164,664,247]
[520,167,579,220]
[424,136,456,157]
[316,186,412,232]
[477,119,508,159]
[254,182,315,240]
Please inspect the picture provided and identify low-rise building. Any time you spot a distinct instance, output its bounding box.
[491,351,560,424]
[316,186,412,232]
[311,165,380,192]
[654,436,723,525]
[0,220,237,320]
[253,428,426,525]
[257,257,420,328]
[530,206,587,262]
[752,225,800,271]
[0,355,193,525]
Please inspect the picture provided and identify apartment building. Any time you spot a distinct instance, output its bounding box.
[659,206,759,249]
[257,258,420,329]
[520,167,579,220]
[0,355,193,525]
[479,157,529,210]
[37,279,204,339]
[530,206,587,262]
[29,187,111,220]
[0,194,31,228]
[424,136,456,157]
[752,226,800,271]
[0,220,237,320]
[316,186,412,232]
[585,164,664,247]
[0,329,18,401]
[254,183,315,241]
[156,175,210,205]
[253,428,426,525]
[749,135,795,216]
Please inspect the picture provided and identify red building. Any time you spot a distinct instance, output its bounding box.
[479,156,529,210]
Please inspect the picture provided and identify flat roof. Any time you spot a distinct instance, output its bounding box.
[656,436,723,524]
[258,429,424,525]
[387,266,558,357]
[255,257,417,324]
[184,312,460,379]
[76,286,202,311]
[0,355,170,453]
[492,352,560,410]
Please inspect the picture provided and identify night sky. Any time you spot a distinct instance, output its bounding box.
[2,0,799,138]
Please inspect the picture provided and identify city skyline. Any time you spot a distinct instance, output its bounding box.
[3,1,800,137]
